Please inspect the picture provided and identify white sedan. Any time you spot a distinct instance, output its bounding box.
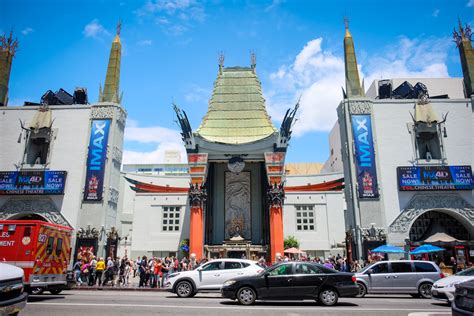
[432,267,474,302]
[165,259,264,298]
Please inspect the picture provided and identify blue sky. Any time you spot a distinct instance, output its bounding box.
[1,0,473,165]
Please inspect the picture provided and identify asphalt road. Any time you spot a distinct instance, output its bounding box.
[22,290,452,316]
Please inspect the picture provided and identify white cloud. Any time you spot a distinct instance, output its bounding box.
[467,0,474,7]
[184,85,210,103]
[123,142,187,164]
[21,27,34,35]
[266,36,451,135]
[137,39,153,46]
[136,0,205,36]
[123,121,187,164]
[83,19,110,38]
[265,0,284,12]
[432,9,440,17]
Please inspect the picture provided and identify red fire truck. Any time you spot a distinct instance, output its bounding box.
[0,220,73,294]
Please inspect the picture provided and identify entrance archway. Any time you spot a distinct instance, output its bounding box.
[409,210,470,242]
[10,213,48,222]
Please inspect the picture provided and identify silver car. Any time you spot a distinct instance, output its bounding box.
[355,260,443,298]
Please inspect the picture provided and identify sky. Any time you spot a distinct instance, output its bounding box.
[1,0,473,165]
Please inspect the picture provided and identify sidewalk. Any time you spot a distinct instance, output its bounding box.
[72,275,168,291]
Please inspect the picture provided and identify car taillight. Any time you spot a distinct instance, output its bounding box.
[256,269,263,274]
[440,273,445,279]
[351,275,356,283]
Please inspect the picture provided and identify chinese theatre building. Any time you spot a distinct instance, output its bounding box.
[121,58,346,262]
[337,20,473,264]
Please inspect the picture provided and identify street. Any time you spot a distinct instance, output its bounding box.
[22,290,452,316]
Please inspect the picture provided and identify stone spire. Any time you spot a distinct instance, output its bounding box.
[453,18,474,97]
[99,20,122,103]
[343,17,364,98]
[0,30,19,106]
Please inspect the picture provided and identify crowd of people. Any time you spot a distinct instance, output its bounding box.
[73,255,206,288]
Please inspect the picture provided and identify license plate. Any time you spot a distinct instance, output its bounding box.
[432,290,438,296]
[460,297,474,309]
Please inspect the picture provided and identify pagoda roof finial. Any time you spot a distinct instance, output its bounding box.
[218,51,225,74]
[250,50,256,72]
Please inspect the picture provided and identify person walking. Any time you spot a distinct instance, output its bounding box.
[88,256,97,286]
[73,258,82,286]
[95,257,105,286]
[138,256,147,288]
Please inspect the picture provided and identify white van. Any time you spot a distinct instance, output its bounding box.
[0,263,28,316]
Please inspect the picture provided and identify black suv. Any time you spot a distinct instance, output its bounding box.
[452,279,474,316]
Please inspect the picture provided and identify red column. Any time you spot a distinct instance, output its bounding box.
[269,205,284,263]
[189,205,204,260]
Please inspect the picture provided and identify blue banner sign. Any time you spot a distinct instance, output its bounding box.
[398,166,473,191]
[0,170,67,195]
[83,119,111,201]
[351,114,379,198]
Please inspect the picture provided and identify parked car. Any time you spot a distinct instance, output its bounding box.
[355,260,444,298]
[432,267,474,303]
[452,279,474,316]
[221,262,359,305]
[0,262,28,316]
[165,259,264,297]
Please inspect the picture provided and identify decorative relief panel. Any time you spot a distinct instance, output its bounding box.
[225,171,251,240]
[389,193,473,233]
[112,147,123,165]
[0,197,71,227]
[91,105,115,119]
[109,187,119,204]
[349,100,372,114]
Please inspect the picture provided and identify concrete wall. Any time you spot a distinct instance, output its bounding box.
[0,105,91,228]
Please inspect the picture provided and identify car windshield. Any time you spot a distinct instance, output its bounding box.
[456,267,474,276]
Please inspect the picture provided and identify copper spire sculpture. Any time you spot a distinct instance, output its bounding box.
[99,20,122,104]
[453,17,474,97]
[0,30,19,106]
[343,17,364,98]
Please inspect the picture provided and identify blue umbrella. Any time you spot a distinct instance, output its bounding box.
[410,244,445,255]
[370,244,405,254]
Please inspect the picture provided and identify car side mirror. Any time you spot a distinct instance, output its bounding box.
[263,272,269,278]
[197,267,202,272]
[367,269,373,275]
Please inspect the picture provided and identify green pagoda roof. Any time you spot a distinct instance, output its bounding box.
[196,66,277,144]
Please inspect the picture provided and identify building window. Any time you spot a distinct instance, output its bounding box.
[23,128,54,165]
[295,205,315,231]
[162,206,181,232]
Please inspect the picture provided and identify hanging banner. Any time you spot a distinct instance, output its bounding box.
[83,119,111,201]
[0,170,67,195]
[397,166,473,191]
[351,114,379,198]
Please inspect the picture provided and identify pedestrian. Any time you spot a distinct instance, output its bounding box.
[102,257,114,286]
[95,257,105,286]
[88,256,97,286]
[138,256,147,287]
[124,260,131,287]
[73,258,82,286]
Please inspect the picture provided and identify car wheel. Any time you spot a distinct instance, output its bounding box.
[29,287,44,295]
[418,282,433,299]
[355,282,367,298]
[49,289,62,295]
[319,288,339,306]
[176,280,194,298]
[237,287,256,305]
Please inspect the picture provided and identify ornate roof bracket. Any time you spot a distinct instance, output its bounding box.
[173,103,196,150]
[277,99,299,150]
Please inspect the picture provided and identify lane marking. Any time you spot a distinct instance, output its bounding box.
[28,302,450,312]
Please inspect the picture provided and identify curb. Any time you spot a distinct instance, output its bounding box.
[72,286,168,292]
